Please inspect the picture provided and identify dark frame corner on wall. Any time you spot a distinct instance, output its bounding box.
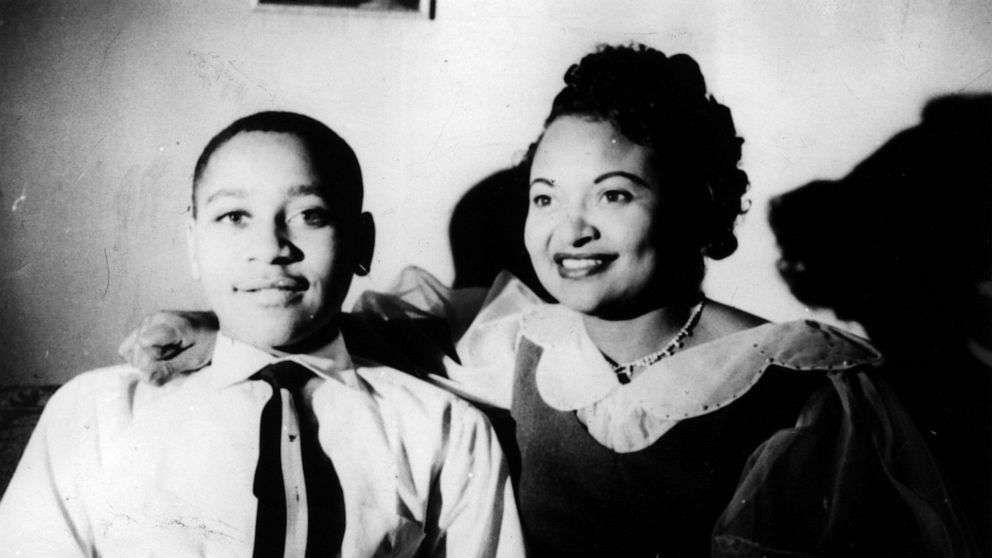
[252,0,435,19]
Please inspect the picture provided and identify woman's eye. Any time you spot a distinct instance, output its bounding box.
[602,190,633,204]
[532,194,553,208]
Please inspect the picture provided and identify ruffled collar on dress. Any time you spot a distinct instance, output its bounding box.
[521,303,883,419]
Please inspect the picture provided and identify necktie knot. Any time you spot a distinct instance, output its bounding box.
[251,360,315,393]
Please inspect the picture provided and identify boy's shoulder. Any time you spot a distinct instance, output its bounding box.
[352,363,488,426]
[44,363,200,422]
[49,364,144,405]
[25,364,148,443]
[315,363,500,471]
[356,363,468,405]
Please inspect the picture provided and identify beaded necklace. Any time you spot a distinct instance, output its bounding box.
[602,299,707,384]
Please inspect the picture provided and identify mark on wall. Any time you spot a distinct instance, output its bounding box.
[186,49,252,100]
[10,189,26,212]
[103,248,111,301]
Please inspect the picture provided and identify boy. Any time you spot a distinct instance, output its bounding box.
[0,112,522,557]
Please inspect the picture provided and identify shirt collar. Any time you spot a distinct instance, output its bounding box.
[522,304,883,416]
[207,331,364,391]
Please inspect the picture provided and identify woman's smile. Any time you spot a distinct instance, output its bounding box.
[554,253,618,278]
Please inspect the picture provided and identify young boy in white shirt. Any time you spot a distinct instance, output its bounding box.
[0,111,523,557]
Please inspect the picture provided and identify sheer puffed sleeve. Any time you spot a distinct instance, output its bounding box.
[713,368,977,557]
[350,267,542,409]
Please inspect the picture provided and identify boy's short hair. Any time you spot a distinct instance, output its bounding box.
[192,111,363,218]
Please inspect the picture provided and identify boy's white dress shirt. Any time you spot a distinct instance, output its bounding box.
[0,333,523,557]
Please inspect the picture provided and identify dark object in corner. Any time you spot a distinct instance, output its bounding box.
[0,385,58,497]
[769,94,992,553]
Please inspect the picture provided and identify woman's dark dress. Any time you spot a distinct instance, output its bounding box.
[505,320,973,558]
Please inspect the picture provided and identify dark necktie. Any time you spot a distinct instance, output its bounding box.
[250,360,345,557]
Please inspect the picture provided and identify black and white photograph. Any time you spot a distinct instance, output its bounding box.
[0,0,989,556]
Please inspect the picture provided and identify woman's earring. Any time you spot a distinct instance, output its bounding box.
[356,262,370,276]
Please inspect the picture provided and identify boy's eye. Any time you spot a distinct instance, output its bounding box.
[292,208,333,228]
[217,211,249,225]
[532,194,553,208]
[602,190,633,204]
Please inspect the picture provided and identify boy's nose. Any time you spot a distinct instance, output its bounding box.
[246,222,294,263]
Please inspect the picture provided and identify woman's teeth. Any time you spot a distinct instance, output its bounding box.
[560,258,602,270]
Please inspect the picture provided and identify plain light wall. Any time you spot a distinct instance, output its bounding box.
[1,0,990,386]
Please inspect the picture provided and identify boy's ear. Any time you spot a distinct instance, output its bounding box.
[185,216,201,281]
[355,212,375,276]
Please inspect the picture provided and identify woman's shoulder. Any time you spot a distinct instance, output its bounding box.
[713,331,970,556]
[692,300,768,343]
[695,301,881,373]
[751,319,882,373]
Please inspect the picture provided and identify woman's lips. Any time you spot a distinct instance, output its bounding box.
[552,253,617,278]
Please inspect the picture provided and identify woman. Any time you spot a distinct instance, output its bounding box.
[122,44,972,556]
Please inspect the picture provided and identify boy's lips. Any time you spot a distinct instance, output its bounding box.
[552,253,617,278]
[235,276,309,292]
[234,276,309,305]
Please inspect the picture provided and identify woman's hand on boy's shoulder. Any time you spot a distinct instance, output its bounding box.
[118,311,219,385]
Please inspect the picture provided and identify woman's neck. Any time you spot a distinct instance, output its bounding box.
[582,302,695,364]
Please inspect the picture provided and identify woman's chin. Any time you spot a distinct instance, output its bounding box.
[552,290,621,318]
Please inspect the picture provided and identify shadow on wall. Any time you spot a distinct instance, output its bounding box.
[448,165,551,300]
[768,94,992,550]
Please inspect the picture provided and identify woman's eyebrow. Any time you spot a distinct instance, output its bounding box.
[529,177,556,188]
[594,171,649,186]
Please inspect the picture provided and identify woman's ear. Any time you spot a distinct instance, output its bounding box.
[185,216,201,281]
[355,212,375,276]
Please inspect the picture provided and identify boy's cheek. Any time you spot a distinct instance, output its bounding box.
[196,236,238,268]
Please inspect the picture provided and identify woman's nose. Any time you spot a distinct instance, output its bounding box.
[563,206,600,247]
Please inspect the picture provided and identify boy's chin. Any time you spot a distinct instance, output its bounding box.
[223,318,339,354]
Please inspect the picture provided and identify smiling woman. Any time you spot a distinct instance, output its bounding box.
[430,44,975,556]
[521,45,752,367]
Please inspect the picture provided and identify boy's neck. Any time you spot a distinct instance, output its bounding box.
[280,321,342,358]
[226,319,343,360]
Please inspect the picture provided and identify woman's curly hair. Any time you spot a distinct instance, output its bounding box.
[526,44,749,260]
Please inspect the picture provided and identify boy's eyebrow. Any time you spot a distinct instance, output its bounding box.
[203,183,327,205]
[594,171,650,187]
[204,188,246,205]
[286,183,326,197]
